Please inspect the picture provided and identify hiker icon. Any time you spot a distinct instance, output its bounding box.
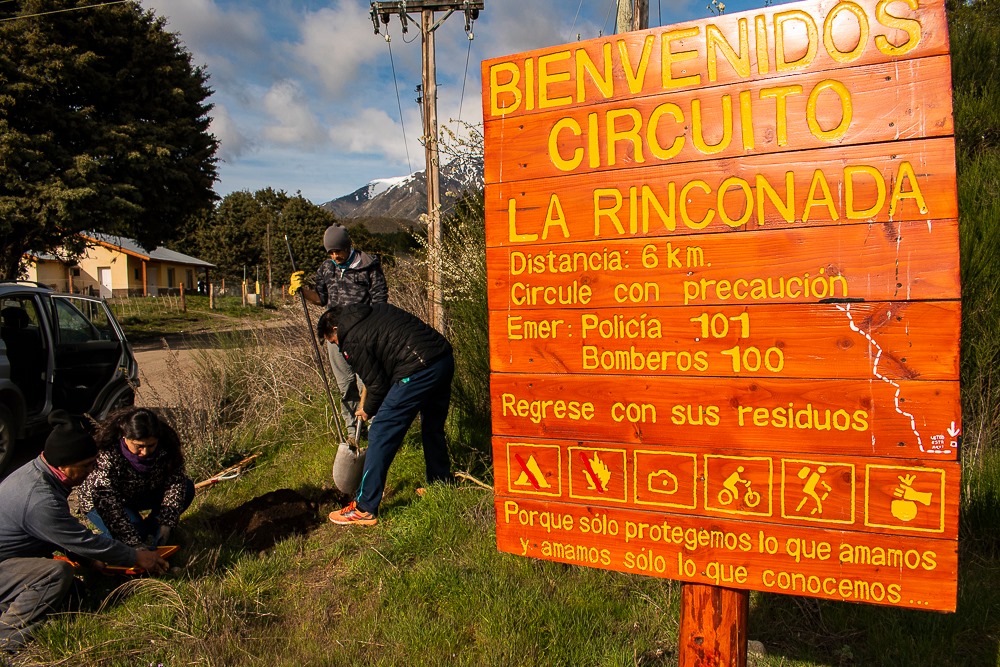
[794,465,832,515]
[718,466,761,507]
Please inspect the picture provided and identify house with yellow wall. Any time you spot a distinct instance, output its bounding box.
[24,232,214,297]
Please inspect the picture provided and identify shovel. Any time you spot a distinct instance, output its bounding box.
[285,235,366,496]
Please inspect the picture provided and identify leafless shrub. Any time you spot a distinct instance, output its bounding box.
[134,307,334,481]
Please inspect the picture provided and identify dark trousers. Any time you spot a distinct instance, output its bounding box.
[356,353,454,514]
[86,478,195,546]
[0,557,74,652]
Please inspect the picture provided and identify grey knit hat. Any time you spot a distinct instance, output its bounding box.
[323,225,351,252]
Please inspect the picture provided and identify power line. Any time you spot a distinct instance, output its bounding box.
[570,0,584,35]
[0,0,130,22]
[600,0,616,36]
[457,34,472,122]
[384,30,413,174]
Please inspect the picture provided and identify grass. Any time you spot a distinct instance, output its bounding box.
[17,424,1000,666]
[108,293,284,340]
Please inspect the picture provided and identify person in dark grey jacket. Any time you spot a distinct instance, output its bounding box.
[318,303,453,526]
[0,411,167,653]
[289,224,388,442]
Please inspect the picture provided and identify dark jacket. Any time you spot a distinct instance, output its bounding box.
[314,250,388,308]
[336,303,452,416]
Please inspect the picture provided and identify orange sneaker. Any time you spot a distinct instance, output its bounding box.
[329,501,378,526]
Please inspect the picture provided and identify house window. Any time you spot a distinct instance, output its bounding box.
[70,268,81,277]
[167,268,175,287]
[134,268,141,280]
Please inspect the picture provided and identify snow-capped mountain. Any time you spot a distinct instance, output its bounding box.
[320,156,483,230]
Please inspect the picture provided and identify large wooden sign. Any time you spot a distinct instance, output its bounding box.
[483,0,959,612]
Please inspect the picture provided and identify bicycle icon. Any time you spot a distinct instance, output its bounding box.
[718,466,761,507]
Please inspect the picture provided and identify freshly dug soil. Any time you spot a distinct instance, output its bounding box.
[211,488,339,551]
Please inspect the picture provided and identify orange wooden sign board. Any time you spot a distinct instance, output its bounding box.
[485,137,958,247]
[484,57,954,183]
[490,373,959,459]
[483,0,959,613]
[494,437,959,538]
[495,496,957,610]
[488,219,960,310]
[490,300,959,380]
[482,0,950,121]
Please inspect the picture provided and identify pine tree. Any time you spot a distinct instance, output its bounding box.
[0,0,218,278]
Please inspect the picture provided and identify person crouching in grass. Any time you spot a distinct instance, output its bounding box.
[77,407,194,547]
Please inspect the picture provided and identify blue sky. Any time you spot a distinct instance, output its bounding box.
[140,0,775,204]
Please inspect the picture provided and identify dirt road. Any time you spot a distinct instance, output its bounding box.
[131,335,211,408]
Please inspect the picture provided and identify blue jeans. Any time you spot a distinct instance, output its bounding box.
[356,353,454,515]
[86,478,195,545]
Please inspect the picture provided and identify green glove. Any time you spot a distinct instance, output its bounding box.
[289,271,305,295]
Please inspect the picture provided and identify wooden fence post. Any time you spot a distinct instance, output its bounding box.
[678,583,749,667]
[209,282,215,310]
[180,283,186,313]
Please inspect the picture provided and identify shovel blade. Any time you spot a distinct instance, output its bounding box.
[332,441,366,496]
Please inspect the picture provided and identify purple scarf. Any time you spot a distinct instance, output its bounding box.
[120,438,158,473]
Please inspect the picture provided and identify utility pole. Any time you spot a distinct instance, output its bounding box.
[616,0,649,32]
[370,0,483,333]
[422,7,442,331]
[266,218,272,304]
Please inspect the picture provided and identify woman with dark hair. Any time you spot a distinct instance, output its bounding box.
[77,407,194,547]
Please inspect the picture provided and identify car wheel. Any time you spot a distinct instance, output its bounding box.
[0,406,15,474]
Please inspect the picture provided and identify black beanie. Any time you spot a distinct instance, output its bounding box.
[44,410,96,466]
[323,225,351,252]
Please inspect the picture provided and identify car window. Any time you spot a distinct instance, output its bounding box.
[52,298,107,344]
[0,296,43,333]
[65,298,116,338]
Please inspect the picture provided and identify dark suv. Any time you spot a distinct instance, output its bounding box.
[0,281,139,472]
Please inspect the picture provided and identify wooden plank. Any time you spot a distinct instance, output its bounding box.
[487,219,960,310]
[491,301,959,381]
[485,137,957,247]
[493,437,961,538]
[485,57,953,184]
[679,585,748,667]
[495,497,958,611]
[481,0,950,121]
[490,373,960,459]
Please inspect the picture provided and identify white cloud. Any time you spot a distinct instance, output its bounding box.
[293,1,385,96]
[328,107,421,167]
[209,104,254,161]
[145,0,264,61]
[261,80,328,147]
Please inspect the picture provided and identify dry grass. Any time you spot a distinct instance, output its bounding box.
[131,306,338,482]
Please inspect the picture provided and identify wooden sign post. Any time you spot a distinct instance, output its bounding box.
[482,0,960,661]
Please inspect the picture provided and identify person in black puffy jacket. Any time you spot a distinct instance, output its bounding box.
[318,303,453,526]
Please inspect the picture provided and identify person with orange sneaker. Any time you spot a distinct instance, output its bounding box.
[318,303,453,526]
